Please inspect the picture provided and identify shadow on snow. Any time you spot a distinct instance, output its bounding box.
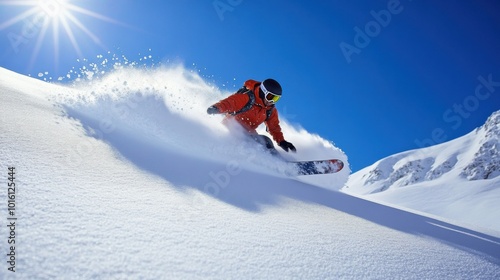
[64,103,500,264]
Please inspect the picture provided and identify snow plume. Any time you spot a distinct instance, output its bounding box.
[53,63,350,191]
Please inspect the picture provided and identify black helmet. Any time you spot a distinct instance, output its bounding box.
[260,78,282,104]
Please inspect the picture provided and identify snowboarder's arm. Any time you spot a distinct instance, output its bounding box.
[266,108,296,152]
[207,93,250,115]
[265,108,285,143]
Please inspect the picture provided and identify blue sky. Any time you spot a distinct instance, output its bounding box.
[1,0,499,171]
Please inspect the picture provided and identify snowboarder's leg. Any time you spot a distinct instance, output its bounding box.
[251,134,279,156]
[253,134,274,149]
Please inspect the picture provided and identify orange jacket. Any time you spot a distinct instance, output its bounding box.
[212,80,285,143]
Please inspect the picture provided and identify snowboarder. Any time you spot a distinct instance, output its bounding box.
[207,78,296,154]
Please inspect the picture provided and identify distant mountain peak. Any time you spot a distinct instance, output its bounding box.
[482,109,500,135]
[462,110,500,180]
[347,110,500,194]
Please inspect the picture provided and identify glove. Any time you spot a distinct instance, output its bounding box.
[279,140,296,153]
[207,105,220,115]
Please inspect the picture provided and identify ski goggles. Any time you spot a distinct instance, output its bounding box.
[260,83,281,103]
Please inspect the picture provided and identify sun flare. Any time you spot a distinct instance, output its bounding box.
[0,0,124,71]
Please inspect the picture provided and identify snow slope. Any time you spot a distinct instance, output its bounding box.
[344,110,500,232]
[1,66,499,279]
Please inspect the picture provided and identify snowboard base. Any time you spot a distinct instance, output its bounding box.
[292,159,344,175]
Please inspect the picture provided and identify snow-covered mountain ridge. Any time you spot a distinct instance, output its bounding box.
[462,111,500,180]
[347,110,499,191]
[344,110,500,231]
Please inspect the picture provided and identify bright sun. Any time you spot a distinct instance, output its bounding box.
[37,0,67,19]
[0,0,124,71]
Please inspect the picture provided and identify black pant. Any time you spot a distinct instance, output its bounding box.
[250,134,279,156]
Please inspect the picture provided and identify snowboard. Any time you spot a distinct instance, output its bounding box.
[291,159,344,175]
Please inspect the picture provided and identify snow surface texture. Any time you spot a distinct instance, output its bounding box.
[344,110,500,232]
[1,66,499,279]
